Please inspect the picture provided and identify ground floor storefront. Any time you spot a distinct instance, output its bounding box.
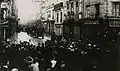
[63,19,83,40]
[54,24,63,36]
[42,20,55,35]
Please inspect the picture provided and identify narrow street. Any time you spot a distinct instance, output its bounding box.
[0,0,119,71]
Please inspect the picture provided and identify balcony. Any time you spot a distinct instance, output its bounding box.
[1,2,8,9]
[54,2,63,11]
[69,0,74,2]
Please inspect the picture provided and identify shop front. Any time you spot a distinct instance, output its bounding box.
[63,19,83,40]
[83,17,104,45]
[107,17,120,41]
[42,19,55,35]
[63,19,74,39]
[55,24,63,36]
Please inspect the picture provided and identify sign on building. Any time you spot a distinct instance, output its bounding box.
[108,18,120,27]
[85,20,99,25]
[109,20,120,27]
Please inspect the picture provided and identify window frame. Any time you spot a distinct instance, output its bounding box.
[60,12,62,22]
[57,13,59,22]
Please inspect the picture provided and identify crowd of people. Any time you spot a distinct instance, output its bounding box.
[0,31,118,71]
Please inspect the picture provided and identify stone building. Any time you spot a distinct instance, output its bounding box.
[83,0,120,45]
[0,0,18,42]
[62,0,83,39]
[41,0,120,39]
[41,0,55,35]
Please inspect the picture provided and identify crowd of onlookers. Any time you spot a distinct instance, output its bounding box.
[0,31,118,71]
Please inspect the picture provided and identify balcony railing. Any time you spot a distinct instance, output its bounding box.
[0,20,8,24]
[69,0,74,2]
[54,2,63,11]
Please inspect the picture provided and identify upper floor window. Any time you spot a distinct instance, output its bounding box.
[95,4,100,17]
[76,1,79,14]
[76,1,78,7]
[52,10,54,19]
[60,12,62,22]
[48,11,51,18]
[71,2,74,8]
[71,2,74,12]
[112,2,120,17]
[57,13,59,22]
[67,3,69,9]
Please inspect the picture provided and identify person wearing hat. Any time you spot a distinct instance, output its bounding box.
[11,68,19,71]
[31,57,40,71]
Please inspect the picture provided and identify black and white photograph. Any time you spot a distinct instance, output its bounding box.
[0,0,119,71]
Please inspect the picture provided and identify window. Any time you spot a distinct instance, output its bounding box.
[67,3,69,9]
[1,9,4,20]
[60,12,62,22]
[112,3,120,17]
[71,2,74,8]
[76,1,79,14]
[71,2,74,12]
[67,11,70,16]
[95,4,100,17]
[76,1,78,7]
[47,11,50,18]
[52,10,54,19]
[57,13,59,22]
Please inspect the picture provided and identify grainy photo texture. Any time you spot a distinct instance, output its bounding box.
[0,0,119,71]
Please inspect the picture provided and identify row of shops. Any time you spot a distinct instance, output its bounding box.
[42,16,120,43]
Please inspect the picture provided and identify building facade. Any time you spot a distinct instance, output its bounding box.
[42,0,83,36]
[41,0,55,35]
[41,0,120,39]
[62,0,84,40]
[83,0,120,46]
[0,0,18,42]
[53,0,64,35]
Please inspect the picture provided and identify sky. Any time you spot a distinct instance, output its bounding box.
[17,0,41,24]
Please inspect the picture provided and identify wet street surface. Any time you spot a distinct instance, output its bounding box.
[11,32,51,46]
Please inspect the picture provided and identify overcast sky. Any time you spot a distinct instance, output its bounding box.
[17,0,41,24]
